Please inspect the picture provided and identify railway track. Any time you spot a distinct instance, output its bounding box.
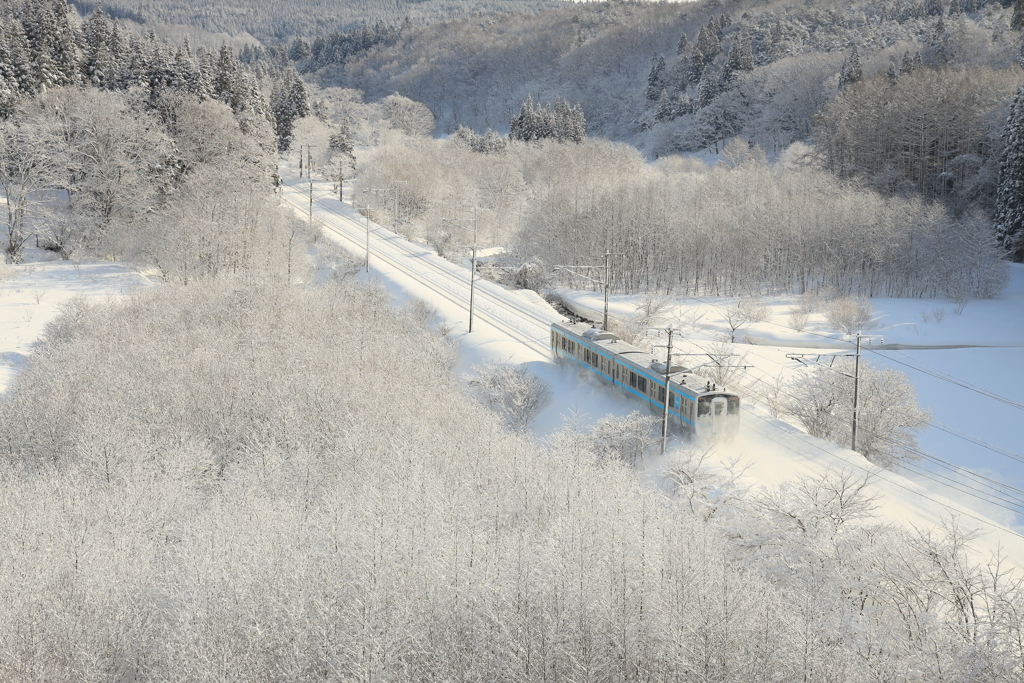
[279,176,557,356]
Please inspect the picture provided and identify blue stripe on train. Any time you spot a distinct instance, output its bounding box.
[553,347,696,427]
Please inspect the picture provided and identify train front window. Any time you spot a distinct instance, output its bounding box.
[728,397,740,415]
[697,398,710,416]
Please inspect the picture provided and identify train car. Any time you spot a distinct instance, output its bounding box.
[550,321,740,439]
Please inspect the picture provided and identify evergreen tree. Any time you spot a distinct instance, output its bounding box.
[696,65,722,109]
[995,83,1024,261]
[509,94,537,141]
[687,45,706,84]
[838,46,863,89]
[695,24,721,62]
[289,37,312,62]
[887,56,901,82]
[676,32,689,56]
[722,32,754,84]
[82,9,115,86]
[1013,0,1024,29]
[270,70,309,150]
[655,89,674,122]
[212,44,238,103]
[645,53,667,101]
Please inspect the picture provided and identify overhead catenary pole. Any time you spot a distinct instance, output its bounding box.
[360,204,371,272]
[852,332,862,452]
[469,208,480,332]
[601,251,624,332]
[298,144,304,178]
[661,326,675,455]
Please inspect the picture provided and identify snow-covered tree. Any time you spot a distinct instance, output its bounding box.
[785,358,930,468]
[838,45,862,89]
[996,83,1024,261]
[466,361,551,433]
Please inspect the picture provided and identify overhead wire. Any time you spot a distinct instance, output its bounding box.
[727,358,1024,521]
[289,174,1024,536]
[737,408,1024,541]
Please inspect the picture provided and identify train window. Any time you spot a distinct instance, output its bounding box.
[658,386,666,404]
[637,376,647,394]
[728,396,740,415]
[697,398,710,416]
[629,371,637,389]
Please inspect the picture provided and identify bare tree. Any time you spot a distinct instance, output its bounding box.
[585,411,659,467]
[784,358,930,468]
[466,361,551,433]
[824,297,876,335]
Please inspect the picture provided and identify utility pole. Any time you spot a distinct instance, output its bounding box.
[356,200,371,272]
[660,326,675,455]
[788,332,880,454]
[601,251,624,332]
[552,251,623,332]
[338,158,345,202]
[308,178,314,229]
[390,180,407,233]
[298,144,304,178]
[469,208,480,333]
[852,332,862,452]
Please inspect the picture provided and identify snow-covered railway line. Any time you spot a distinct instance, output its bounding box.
[287,180,559,332]
[279,181,555,355]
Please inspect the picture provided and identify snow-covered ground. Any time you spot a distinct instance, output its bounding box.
[2,167,1022,568]
[0,258,155,393]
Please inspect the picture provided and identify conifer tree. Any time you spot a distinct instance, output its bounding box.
[1013,0,1024,29]
[270,71,310,150]
[645,53,667,101]
[838,46,863,89]
[509,94,537,141]
[695,24,721,61]
[995,83,1024,261]
[687,45,705,84]
[676,32,689,56]
[722,32,754,84]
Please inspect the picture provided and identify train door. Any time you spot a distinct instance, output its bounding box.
[710,396,728,436]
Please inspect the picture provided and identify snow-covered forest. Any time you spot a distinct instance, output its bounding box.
[2,0,1024,679]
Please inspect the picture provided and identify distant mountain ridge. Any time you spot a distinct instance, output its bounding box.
[68,0,562,41]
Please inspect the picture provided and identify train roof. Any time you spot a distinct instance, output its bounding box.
[552,320,735,396]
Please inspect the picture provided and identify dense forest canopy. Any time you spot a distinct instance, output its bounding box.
[68,0,561,41]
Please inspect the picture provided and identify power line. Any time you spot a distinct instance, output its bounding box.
[866,348,1024,412]
[731,362,1024,518]
[738,408,1024,542]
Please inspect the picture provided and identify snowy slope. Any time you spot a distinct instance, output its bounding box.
[1,166,1021,569]
[279,168,1024,567]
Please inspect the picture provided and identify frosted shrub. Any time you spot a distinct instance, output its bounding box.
[585,411,659,467]
[784,358,929,468]
[466,361,551,433]
[788,307,809,332]
[824,297,875,334]
[738,296,771,323]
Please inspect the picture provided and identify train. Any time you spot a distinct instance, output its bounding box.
[550,321,740,439]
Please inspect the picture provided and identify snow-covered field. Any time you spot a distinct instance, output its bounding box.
[2,169,1022,568]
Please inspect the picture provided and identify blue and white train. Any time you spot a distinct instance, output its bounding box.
[550,321,740,439]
